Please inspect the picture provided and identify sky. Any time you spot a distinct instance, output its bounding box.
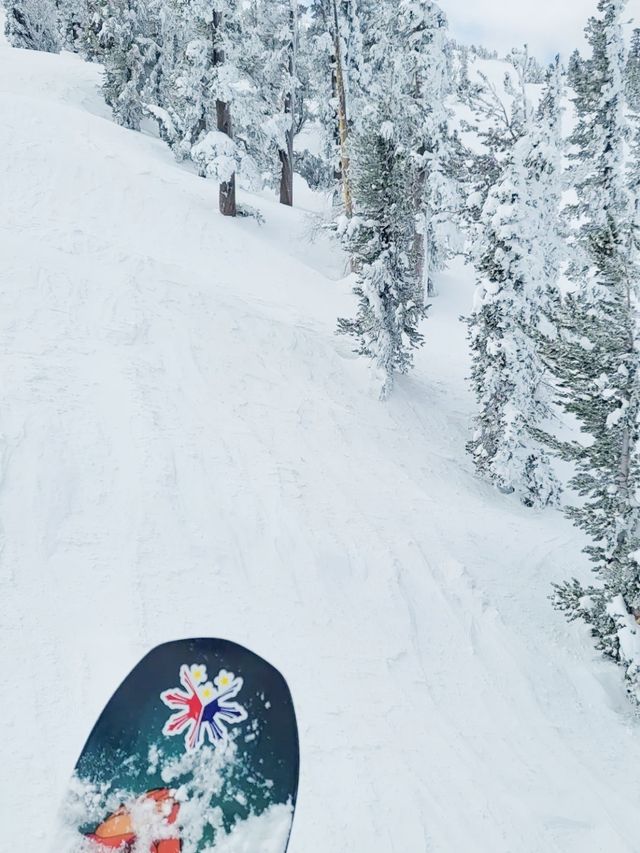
[445,0,640,62]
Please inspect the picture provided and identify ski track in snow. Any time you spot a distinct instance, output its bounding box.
[1,35,640,853]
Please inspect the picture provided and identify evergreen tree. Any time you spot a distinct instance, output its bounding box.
[340,0,367,88]
[100,0,161,131]
[3,0,60,51]
[306,0,373,213]
[291,7,332,191]
[142,0,181,143]
[153,0,212,160]
[337,106,425,399]
[534,62,565,299]
[276,0,298,206]
[157,0,244,215]
[392,0,455,296]
[197,0,239,215]
[337,0,454,395]
[456,48,531,257]
[57,0,90,53]
[506,46,545,84]
[452,43,470,94]
[302,1,340,193]
[626,27,640,112]
[467,62,563,508]
[542,0,640,699]
[240,0,300,205]
[78,0,110,61]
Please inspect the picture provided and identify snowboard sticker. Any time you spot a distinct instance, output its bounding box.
[53,639,299,853]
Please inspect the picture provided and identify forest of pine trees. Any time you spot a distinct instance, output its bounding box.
[6,0,640,700]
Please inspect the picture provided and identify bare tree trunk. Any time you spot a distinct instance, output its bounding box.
[216,98,236,216]
[279,137,294,207]
[413,192,427,296]
[413,215,437,297]
[213,10,236,217]
[330,56,342,184]
[410,49,430,300]
[279,1,297,207]
[330,0,352,217]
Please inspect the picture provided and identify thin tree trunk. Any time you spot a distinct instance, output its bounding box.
[330,55,342,183]
[415,219,437,297]
[279,129,294,207]
[410,50,430,300]
[216,98,236,216]
[330,0,352,216]
[279,1,297,206]
[213,10,236,217]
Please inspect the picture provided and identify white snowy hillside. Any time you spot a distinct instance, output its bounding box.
[4,22,640,853]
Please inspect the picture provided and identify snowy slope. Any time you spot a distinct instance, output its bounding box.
[2,32,640,853]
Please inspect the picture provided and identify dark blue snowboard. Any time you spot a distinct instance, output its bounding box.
[55,639,299,853]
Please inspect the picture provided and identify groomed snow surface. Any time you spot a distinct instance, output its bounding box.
[1,28,640,853]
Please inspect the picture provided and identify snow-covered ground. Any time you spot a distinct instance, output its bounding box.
[2,30,640,853]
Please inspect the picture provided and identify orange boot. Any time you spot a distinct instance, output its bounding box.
[85,788,180,852]
[155,842,181,853]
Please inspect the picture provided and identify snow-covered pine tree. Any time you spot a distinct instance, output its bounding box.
[506,47,545,84]
[3,0,60,51]
[456,51,531,238]
[140,0,181,144]
[149,0,209,159]
[337,105,425,399]
[276,1,297,207]
[57,0,90,53]
[542,0,640,699]
[393,0,455,297]
[337,0,454,395]
[466,59,563,508]
[239,0,300,205]
[337,0,373,116]
[300,2,339,192]
[536,61,567,342]
[626,27,640,112]
[452,42,472,102]
[100,0,161,131]
[157,0,244,215]
[324,0,352,214]
[306,0,372,213]
[210,2,237,216]
[75,0,110,60]
[289,7,331,191]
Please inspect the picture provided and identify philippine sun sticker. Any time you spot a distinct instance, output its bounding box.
[161,664,248,751]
